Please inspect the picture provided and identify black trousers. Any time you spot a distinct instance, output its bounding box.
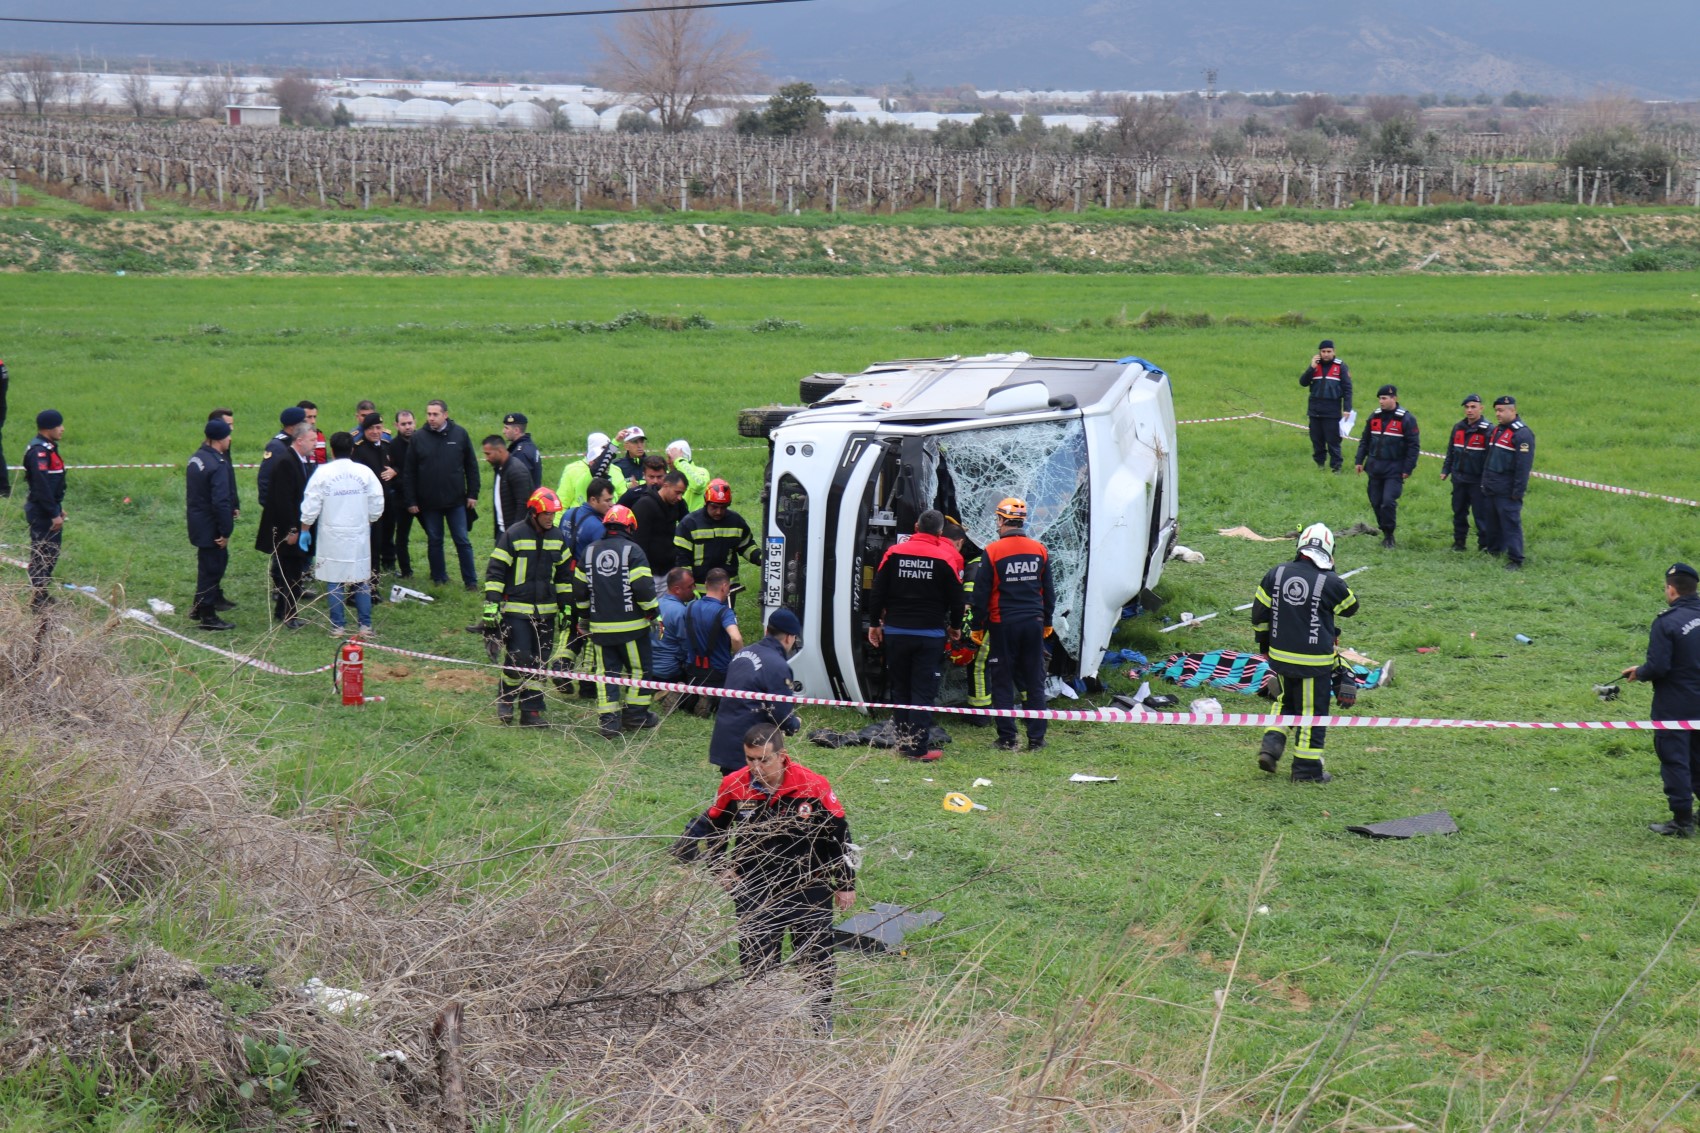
[500,613,557,714]
[987,619,1048,745]
[268,545,309,620]
[1478,491,1525,564]
[1308,415,1343,469]
[1366,475,1404,534]
[391,507,413,576]
[733,881,836,1026]
[192,545,228,617]
[1654,729,1700,817]
[25,505,61,602]
[884,633,946,755]
[1449,479,1484,548]
[1264,667,1332,759]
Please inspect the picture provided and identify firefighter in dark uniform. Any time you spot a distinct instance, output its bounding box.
[572,502,661,739]
[946,518,992,722]
[1354,384,1419,549]
[673,477,759,599]
[21,409,67,610]
[483,487,571,727]
[185,418,237,631]
[1439,393,1493,552]
[1300,338,1353,472]
[1622,563,1700,836]
[1478,395,1535,570]
[673,721,856,1034]
[866,509,966,762]
[1251,523,1360,782]
[971,497,1056,752]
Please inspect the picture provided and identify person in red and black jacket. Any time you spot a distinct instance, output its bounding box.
[971,497,1056,752]
[673,721,856,1033]
[1439,393,1493,552]
[866,509,965,762]
[1300,338,1353,472]
[22,409,67,610]
[1354,384,1420,549]
[297,400,327,465]
[1479,395,1536,570]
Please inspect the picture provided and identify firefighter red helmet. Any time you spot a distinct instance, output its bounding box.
[706,478,732,505]
[525,487,563,517]
[995,497,1028,523]
[604,504,637,531]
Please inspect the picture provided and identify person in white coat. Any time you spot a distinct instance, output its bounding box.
[301,431,387,637]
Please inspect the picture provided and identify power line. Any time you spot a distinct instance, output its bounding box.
[0,0,809,27]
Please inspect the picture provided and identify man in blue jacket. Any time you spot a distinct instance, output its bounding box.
[707,609,803,780]
[1623,564,1700,836]
[186,419,238,631]
[1300,339,1353,472]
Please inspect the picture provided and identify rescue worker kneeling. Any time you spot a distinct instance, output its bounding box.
[1249,523,1360,782]
[572,503,662,739]
[483,487,572,727]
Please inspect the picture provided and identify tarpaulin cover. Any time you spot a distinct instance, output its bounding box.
[833,903,945,954]
[1346,810,1459,839]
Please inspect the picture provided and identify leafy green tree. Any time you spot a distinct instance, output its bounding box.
[1564,128,1673,197]
[758,82,828,136]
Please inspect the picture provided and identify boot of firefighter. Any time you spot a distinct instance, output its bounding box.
[1257,730,1286,774]
[598,713,624,740]
[1290,756,1332,783]
[623,708,661,731]
[518,709,548,728]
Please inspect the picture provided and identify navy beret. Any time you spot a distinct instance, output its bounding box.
[1493,395,1517,407]
[36,409,63,429]
[204,419,232,440]
[1668,563,1699,583]
[280,406,308,427]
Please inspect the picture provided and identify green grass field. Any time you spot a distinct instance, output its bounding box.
[5,270,1700,1127]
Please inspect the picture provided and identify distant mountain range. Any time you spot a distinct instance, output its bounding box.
[8,0,1697,98]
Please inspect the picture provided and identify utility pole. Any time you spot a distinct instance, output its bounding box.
[1203,68,1219,123]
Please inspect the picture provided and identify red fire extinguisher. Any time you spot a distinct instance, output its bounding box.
[333,640,383,705]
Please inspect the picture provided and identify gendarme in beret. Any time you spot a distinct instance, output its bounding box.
[1668,563,1699,583]
[1377,384,1398,397]
[1318,339,1334,349]
[1461,393,1482,405]
[503,412,528,426]
[1494,395,1517,407]
[361,413,384,430]
[36,408,63,430]
[204,418,232,440]
[280,406,308,427]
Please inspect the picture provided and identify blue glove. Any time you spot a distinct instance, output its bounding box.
[298,530,312,553]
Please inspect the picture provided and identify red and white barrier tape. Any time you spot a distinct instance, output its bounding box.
[12,417,1694,507]
[1245,413,1700,508]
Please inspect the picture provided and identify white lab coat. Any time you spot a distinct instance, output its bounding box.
[300,458,386,583]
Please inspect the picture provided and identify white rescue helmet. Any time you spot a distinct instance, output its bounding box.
[1297,523,1335,570]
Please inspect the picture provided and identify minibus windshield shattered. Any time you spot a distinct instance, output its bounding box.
[933,418,1090,660]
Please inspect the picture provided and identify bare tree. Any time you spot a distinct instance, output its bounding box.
[120,69,160,119]
[192,70,244,120]
[1108,95,1187,156]
[3,56,67,117]
[269,73,330,126]
[62,71,105,117]
[595,0,763,132]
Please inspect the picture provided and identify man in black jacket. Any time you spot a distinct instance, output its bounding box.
[1439,394,1493,552]
[1354,384,1419,549]
[482,434,537,539]
[866,510,966,762]
[501,412,543,492]
[0,354,10,497]
[1623,564,1700,836]
[22,409,67,610]
[390,410,416,578]
[256,406,307,511]
[707,610,804,779]
[1300,339,1353,472]
[632,470,688,573]
[1251,523,1360,783]
[402,399,481,589]
[256,421,314,627]
[186,419,237,630]
[352,413,398,587]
